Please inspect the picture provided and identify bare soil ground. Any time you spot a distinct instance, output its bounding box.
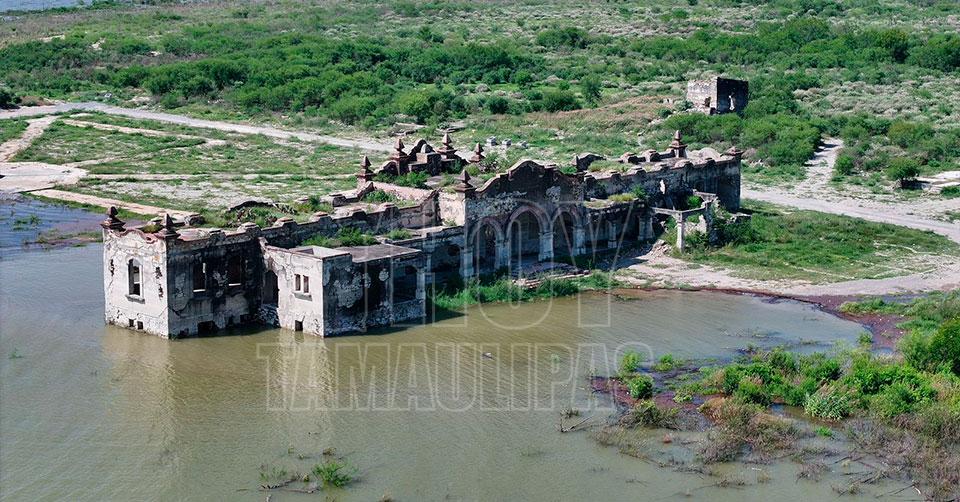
[619,242,960,297]
[744,138,960,243]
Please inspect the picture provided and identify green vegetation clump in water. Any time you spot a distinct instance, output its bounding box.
[677,202,960,282]
[312,460,356,488]
[608,290,960,499]
[430,271,619,310]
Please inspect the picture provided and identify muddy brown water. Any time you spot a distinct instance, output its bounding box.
[0,244,916,500]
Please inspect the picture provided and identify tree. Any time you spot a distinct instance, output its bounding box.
[0,87,18,109]
[885,157,921,188]
[580,75,602,104]
[486,95,509,114]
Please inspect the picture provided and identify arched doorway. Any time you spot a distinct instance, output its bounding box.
[552,211,577,261]
[263,270,279,305]
[508,209,543,272]
[473,220,501,277]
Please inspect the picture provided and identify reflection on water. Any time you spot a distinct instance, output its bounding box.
[0,245,907,500]
[0,194,103,256]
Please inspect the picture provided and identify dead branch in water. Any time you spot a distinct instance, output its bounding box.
[557,415,593,433]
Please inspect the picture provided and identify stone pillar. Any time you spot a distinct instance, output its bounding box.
[573,226,586,256]
[638,215,654,241]
[704,203,718,245]
[421,239,435,284]
[607,222,619,250]
[675,218,686,251]
[494,237,507,270]
[461,247,475,279]
[539,230,554,262]
[416,266,426,320]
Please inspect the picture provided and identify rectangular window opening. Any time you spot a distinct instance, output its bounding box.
[193,262,207,292]
[128,260,142,297]
[227,256,243,286]
[295,274,310,294]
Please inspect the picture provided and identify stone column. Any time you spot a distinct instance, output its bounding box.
[539,230,554,262]
[675,218,686,251]
[494,236,507,270]
[573,226,586,256]
[461,247,475,279]
[416,266,426,319]
[607,222,619,250]
[421,239,435,284]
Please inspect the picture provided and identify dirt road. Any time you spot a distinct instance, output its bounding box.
[0,102,392,152]
[744,138,960,244]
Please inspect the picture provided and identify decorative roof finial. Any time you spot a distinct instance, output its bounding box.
[395,136,406,154]
[101,206,125,230]
[358,155,374,182]
[156,213,180,241]
[669,130,687,158]
[442,132,452,148]
[469,142,485,163]
[454,168,475,194]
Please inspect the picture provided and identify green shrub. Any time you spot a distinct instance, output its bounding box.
[804,385,852,421]
[362,189,397,203]
[486,95,509,114]
[929,318,960,375]
[311,460,355,488]
[626,374,654,399]
[608,193,636,203]
[539,89,579,112]
[336,227,378,246]
[653,354,680,372]
[942,186,960,199]
[834,154,855,176]
[870,381,931,418]
[580,75,602,104]
[885,157,921,186]
[734,376,772,406]
[628,399,678,428]
[536,27,592,49]
[0,87,18,109]
[619,350,644,376]
[386,228,413,240]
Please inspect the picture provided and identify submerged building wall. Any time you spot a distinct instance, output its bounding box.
[102,133,741,339]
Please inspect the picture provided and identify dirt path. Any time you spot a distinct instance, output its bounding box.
[744,138,960,244]
[0,115,57,162]
[59,118,227,147]
[619,244,960,296]
[31,189,195,218]
[0,102,392,152]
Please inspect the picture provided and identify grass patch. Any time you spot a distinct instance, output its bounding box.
[301,227,378,248]
[14,122,204,164]
[0,119,26,143]
[680,201,959,282]
[431,271,619,310]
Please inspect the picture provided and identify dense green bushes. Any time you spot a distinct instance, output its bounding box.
[0,28,546,125]
[633,19,960,72]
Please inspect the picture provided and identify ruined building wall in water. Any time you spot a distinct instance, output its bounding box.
[102,133,742,339]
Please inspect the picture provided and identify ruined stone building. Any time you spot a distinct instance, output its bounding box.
[102,133,742,338]
[687,77,749,115]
